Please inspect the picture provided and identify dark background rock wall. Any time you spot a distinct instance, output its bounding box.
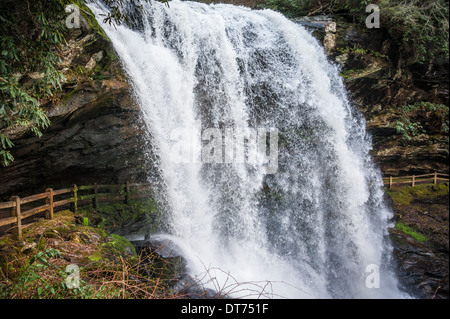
[0,4,154,199]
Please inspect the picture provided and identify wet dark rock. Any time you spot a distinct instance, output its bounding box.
[390,228,449,299]
[132,237,188,280]
[173,274,220,299]
[132,237,186,259]
[131,236,221,298]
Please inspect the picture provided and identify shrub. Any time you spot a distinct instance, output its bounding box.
[0,0,67,166]
[391,102,449,145]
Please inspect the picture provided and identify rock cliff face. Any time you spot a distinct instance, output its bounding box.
[0,5,153,198]
[297,15,449,177]
[385,185,449,299]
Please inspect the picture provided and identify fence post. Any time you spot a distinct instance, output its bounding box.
[434,172,437,185]
[93,183,98,209]
[10,196,22,241]
[389,176,392,188]
[46,188,54,220]
[125,182,130,204]
[412,175,415,187]
[71,184,78,213]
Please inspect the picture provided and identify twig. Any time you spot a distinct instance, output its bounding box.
[432,280,441,299]
[307,5,325,16]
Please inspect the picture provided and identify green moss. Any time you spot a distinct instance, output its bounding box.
[102,234,136,257]
[340,69,363,78]
[92,227,108,238]
[80,197,162,235]
[0,237,12,245]
[37,237,46,251]
[386,183,449,206]
[395,222,428,243]
[88,250,103,262]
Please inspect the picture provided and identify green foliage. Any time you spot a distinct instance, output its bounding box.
[0,0,69,166]
[337,44,368,55]
[102,234,137,257]
[381,0,449,64]
[29,247,62,265]
[391,102,449,145]
[339,68,362,78]
[0,248,66,298]
[99,0,170,26]
[395,222,427,243]
[260,0,449,64]
[0,246,118,299]
[260,0,313,17]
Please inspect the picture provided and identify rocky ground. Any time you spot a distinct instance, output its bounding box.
[0,207,196,298]
[386,183,449,299]
[0,201,232,299]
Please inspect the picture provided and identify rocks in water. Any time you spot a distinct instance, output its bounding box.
[173,274,220,299]
[132,236,186,259]
[132,236,187,280]
[131,235,219,299]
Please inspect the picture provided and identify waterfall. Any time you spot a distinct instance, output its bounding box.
[89,0,407,298]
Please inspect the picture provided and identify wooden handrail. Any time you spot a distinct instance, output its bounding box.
[0,201,15,210]
[20,193,48,205]
[53,198,74,208]
[21,204,50,219]
[0,216,17,227]
[0,182,152,240]
[383,171,449,188]
[53,188,72,196]
[385,173,435,180]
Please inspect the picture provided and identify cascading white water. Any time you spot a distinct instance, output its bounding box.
[89,0,408,298]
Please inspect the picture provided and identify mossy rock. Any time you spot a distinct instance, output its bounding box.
[80,198,162,236]
[386,183,449,206]
[102,234,137,258]
[88,250,103,262]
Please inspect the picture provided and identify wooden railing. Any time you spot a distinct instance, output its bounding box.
[0,182,151,241]
[383,172,449,188]
[1,172,448,240]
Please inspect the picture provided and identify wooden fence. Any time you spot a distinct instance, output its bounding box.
[1,172,448,241]
[383,172,449,188]
[0,182,151,241]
